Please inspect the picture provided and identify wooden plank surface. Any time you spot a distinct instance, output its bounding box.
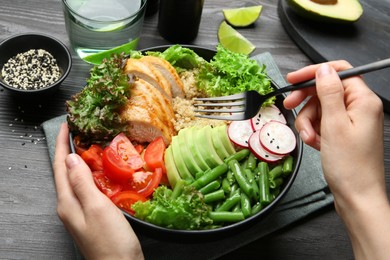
[0,0,389,259]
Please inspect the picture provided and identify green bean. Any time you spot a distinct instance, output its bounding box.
[190,163,228,190]
[204,189,225,204]
[228,159,253,198]
[245,169,259,201]
[258,162,271,206]
[224,148,251,163]
[251,203,263,216]
[195,171,204,180]
[268,165,283,181]
[216,192,241,212]
[232,202,241,212]
[241,193,252,218]
[171,179,187,199]
[246,152,257,171]
[221,178,231,194]
[199,180,221,194]
[282,155,294,176]
[226,170,235,185]
[209,211,245,223]
[269,177,283,189]
[229,184,240,198]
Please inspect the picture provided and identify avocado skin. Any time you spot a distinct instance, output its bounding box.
[286,0,363,24]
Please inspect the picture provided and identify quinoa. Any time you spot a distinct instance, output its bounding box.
[1,49,61,90]
[172,69,228,132]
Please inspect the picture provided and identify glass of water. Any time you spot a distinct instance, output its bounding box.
[62,0,147,59]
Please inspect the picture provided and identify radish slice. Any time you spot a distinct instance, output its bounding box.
[228,120,254,148]
[248,131,283,162]
[259,121,296,155]
[251,105,287,131]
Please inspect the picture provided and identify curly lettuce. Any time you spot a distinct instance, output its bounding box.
[197,45,274,105]
[66,53,131,144]
[132,183,214,230]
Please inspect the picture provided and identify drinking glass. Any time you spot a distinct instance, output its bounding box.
[62,0,147,59]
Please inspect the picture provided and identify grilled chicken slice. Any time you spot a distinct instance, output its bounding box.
[124,58,172,100]
[140,56,185,98]
[120,79,175,145]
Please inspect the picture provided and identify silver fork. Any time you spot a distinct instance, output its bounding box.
[194,58,390,121]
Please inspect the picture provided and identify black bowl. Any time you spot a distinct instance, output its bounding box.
[0,33,72,100]
[70,45,303,242]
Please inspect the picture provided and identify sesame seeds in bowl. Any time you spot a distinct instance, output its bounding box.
[0,33,72,100]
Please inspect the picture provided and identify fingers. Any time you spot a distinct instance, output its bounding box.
[65,153,103,208]
[315,64,349,124]
[53,123,72,198]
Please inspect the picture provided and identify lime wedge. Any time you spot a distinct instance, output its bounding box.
[217,21,255,55]
[82,38,139,65]
[223,5,262,27]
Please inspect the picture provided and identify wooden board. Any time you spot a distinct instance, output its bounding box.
[278,0,390,112]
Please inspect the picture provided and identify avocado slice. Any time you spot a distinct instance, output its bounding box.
[187,126,210,171]
[177,128,203,175]
[287,0,363,23]
[171,136,194,182]
[195,125,224,168]
[211,125,231,160]
[216,124,236,155]
[164,146,182,188]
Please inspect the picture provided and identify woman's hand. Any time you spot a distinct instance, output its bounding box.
[284,61,390,260]
[53,123,144,260]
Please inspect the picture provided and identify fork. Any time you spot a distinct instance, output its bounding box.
[194,58,390,121]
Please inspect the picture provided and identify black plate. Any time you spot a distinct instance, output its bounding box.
[69,45,303,242]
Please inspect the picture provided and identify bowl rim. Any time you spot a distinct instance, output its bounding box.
[0,32,72,93]
[68,44,303,240]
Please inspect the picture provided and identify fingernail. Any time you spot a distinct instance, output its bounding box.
[299,130,309,142]
[65,153,80,169]
[317,64,332,77]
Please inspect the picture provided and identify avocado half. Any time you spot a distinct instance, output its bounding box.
[287,0,364,23]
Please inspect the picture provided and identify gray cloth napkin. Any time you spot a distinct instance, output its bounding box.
[42,52,334,259]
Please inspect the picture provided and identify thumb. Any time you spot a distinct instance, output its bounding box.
[65,153,102,206]
[315,64,347,121]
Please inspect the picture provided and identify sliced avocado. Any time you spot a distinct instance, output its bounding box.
[195,125,224,168]
[178,128,203,176]
[171,136,194,182]
[164,146,182,188]
[216,124,236,155]
[287,0,363,23]
[187,126,210,171]
[211,125,231,160]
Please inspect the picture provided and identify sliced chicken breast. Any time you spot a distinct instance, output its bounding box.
[124,58,172,100]
[140,56,185,98]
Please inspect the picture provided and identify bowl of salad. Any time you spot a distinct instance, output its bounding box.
[67,44,303,241]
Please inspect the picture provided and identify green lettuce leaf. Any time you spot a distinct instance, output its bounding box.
[132,185,214,230]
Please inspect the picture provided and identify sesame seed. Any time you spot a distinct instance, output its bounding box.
[1,49,61,90]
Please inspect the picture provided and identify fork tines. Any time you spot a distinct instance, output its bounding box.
[193,92,246,120]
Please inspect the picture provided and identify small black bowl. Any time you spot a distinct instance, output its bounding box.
[0,33,72,100]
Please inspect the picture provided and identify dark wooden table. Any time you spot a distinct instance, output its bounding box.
[0,0,389,259]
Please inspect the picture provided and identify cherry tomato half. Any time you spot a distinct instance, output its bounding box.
[92,171,122,198]
[109,133,144,170]
[102,147,135,184]
[125,168,163,197]
[81,144,104,171]
[143,136,166,174]
[111,190,147,215]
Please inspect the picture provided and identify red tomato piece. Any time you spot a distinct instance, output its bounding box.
[143,136,166,174]
[111,190,147,215]
[134,144,144,154]
[92,171,122,198]
[110,133,144,170]
[102,147,135,184]
[125,168,163,197]
[81,144,104,171]
[73,135,88,156]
